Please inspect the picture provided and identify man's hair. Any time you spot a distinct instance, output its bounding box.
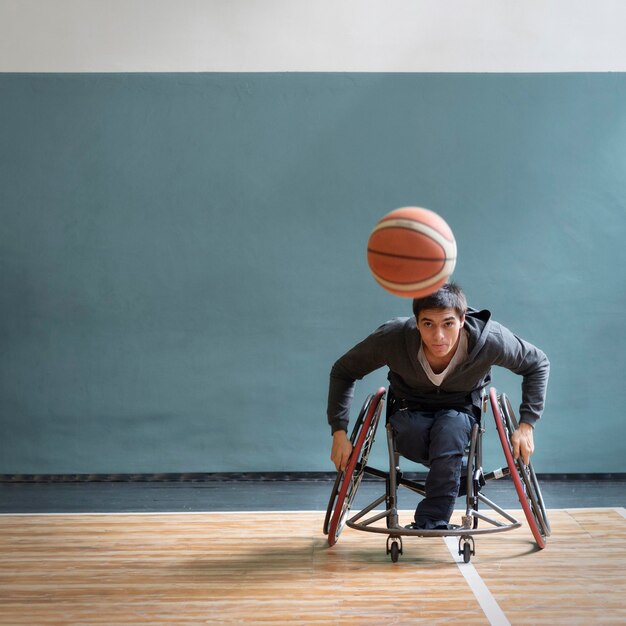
[412,283,467,319]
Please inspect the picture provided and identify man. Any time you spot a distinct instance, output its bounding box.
[327,283,549,530]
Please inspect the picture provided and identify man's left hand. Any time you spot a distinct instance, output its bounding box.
[510,422,534,465]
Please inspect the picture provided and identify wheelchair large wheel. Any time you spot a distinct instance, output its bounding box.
[325,387,385,547]
[489,388,550,549]
[499,393,551,538]
[322,394,370,536]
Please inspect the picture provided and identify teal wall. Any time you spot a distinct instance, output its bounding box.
[1,73,625,473]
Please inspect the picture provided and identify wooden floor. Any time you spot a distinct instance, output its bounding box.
[0,508,624,625]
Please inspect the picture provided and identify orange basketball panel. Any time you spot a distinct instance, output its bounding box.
[367,254,445,283]
[375,276,449,298]
[367,228,447,261]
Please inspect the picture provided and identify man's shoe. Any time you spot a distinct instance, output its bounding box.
[405,521,460,531]
[433,522,461,530]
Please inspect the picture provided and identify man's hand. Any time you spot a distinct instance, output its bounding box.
[331,430,353,472]
[510,422,535,465]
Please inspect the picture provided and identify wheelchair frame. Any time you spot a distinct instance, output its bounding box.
[323,387,551,562]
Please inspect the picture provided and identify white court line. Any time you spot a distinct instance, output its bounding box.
[444,536,511,626]
[0,506,623,518]
[0,510,312,517]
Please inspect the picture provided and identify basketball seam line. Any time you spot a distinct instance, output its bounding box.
[367,247,455,262]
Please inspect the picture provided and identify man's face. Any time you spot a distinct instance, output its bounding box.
[417,307,465,360]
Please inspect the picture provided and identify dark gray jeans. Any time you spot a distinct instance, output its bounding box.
[389,408,474,528]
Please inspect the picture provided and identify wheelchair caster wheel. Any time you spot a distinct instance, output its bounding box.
[386,536,403,563]
[462,542,472,563]
[390,542,400,563]
[459,536,475,563]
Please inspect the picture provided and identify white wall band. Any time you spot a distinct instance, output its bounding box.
[1,0,626,72]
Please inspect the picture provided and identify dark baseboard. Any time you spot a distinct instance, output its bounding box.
[1,472,625,483]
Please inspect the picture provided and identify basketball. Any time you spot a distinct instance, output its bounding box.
[366,207,457,298]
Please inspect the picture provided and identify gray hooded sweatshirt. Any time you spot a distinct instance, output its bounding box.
[327,308,549,434]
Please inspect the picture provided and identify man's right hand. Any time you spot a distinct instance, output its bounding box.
[331,430,353,472]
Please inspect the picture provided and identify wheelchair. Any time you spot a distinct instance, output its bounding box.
[323,387,551,563]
